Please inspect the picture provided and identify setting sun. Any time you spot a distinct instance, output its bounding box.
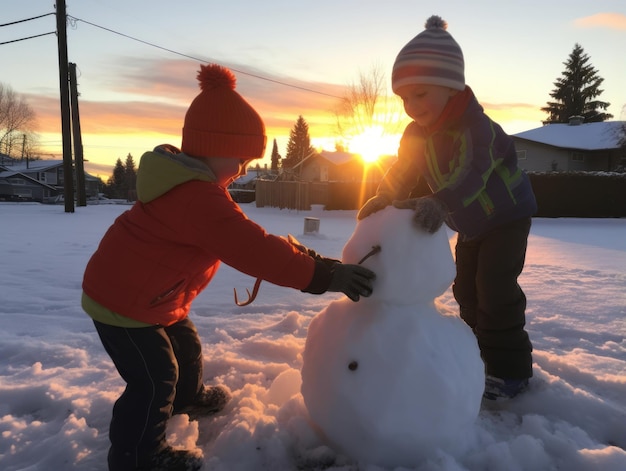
[349,126,399,164]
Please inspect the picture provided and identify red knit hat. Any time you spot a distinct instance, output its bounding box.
[182,64,267,159]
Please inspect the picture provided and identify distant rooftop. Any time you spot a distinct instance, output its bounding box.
[513,121,625,151]
[318,150,356,165]
[0,159,64,171]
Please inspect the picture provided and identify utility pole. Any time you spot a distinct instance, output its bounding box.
[69,63,86,206]
[21,134,30,169]
[56,0,74,213]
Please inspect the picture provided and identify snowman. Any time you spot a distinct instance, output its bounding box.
[300,202,485,468]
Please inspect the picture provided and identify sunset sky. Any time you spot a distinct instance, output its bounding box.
[2,0,625,179]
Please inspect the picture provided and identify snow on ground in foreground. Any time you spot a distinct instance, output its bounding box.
[0,202,624,470]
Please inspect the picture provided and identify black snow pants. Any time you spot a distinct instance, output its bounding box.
[453,217,533,379]
[93,318,204,471]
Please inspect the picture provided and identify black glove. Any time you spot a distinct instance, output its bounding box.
[327,263,376,302]
[392,197,447,233]
[357,195,391,220]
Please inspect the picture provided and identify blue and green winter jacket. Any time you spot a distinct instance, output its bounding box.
[378,87,537,239]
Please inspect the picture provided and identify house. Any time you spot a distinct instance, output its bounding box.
[0,157,101,202]
[285,150,389,183]
[230,166,275,190]
[290,150,361,182]
[228,165,275,203]
[512,119,626,172]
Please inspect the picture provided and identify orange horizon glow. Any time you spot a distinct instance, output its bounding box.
[25,93,546,180]
[347,125,401,164]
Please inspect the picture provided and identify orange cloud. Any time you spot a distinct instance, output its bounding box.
[25,57,347,144]
[20,56,544,175]
[574,12,626,30]
[22,57,351,176]
[111,58,202,101]
[24,94,186,136]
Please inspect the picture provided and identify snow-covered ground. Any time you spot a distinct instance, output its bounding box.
[0,202,624,471]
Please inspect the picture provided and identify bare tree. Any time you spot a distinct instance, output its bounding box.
[334,64,405,149]
[0,83,38,157]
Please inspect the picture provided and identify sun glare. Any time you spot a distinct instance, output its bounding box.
[349,126,398,164]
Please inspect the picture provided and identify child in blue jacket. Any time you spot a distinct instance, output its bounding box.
[358,15,537,400]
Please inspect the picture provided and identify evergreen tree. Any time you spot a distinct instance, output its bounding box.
[124,153,137,201]
[107,158,126,199]
[541,44,612,124]
[270,138,281,173]
[282,115,314,169]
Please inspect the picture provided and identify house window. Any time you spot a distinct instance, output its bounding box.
[572,152,585,162]
[516,150,527,160]
[39,172,47,182]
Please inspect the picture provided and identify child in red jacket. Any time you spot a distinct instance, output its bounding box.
[82,64,375,471]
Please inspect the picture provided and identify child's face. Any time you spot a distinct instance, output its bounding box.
[396,84,457,127]
[210,157,254,187]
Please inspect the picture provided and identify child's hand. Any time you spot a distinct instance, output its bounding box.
[328,263,376,302]
[357,195,391,220]
[393,197,447,233]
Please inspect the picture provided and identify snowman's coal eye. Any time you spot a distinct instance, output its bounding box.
[348,361,358,371]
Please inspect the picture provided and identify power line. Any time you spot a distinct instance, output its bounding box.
[1,11,344,99]
[0,12,56,46]
[0,12,54,28]
[0,32,55,46]
[67,15,344,100]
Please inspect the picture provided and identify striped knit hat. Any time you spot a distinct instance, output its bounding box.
[392,15,465,93]
[182,64,266,159]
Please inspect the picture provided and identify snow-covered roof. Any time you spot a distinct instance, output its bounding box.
[290,150,358,170]
[232,168,271,185]
[513,121,625,151]
[0,170,22,178]
[317,150,357,165]
[233,172,258,185]
[0,159,63,172]
[0,159,100,181]
[0,170,57,189]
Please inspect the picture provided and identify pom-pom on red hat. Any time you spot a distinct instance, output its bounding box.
[182,64,266,159]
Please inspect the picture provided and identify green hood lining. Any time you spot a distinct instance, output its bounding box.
[136,149,217,202]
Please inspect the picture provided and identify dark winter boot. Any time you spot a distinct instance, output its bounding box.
[174,385,231,420]
[139,446,203,471]
[483,375,529,400]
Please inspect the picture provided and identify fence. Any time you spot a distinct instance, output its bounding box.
[528,172,626,217]
[254,181,332,210]
[256,173,626,216]
[255,180,379,211]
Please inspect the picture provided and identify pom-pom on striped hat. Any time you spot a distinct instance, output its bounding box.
[182,63,266,159]
[391,15,465,93]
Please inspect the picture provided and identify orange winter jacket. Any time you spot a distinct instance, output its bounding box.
[82,147,323,326]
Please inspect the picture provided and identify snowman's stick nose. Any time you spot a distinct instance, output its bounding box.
[357,245,381,265]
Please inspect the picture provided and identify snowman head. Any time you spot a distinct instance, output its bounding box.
[342,207,455,304]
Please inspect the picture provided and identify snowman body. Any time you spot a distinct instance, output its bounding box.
[301,207,484,467]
